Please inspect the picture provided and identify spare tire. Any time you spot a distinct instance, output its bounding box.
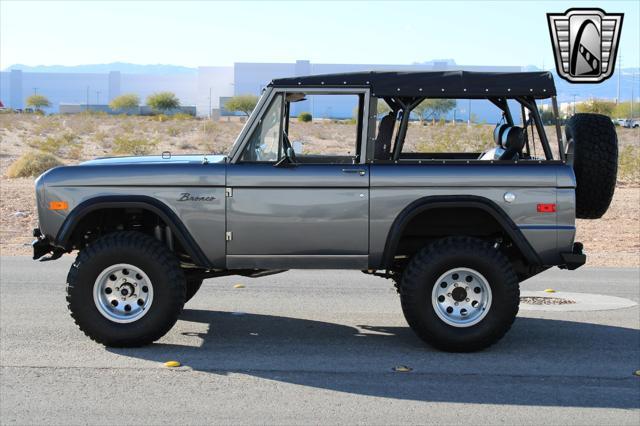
[565,113,618,219]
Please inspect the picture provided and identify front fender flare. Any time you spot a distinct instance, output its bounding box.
[55,195,211,268]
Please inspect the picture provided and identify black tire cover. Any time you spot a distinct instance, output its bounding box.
[565,113,618,219]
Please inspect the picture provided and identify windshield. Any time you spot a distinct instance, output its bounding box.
[227,90,270,158]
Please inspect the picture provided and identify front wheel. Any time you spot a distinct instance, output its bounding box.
[400,237,520,352]
[66,231,186,347]
[185,278,203,303]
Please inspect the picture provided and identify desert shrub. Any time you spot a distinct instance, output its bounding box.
[201,121,217,135]
[172,112,194,121]
[0,114,15,131]
[146,92,180,112]
[576,99,616,116]
[109,93,140,111]
[112,135,157,155]
[79,110,108,118]
[66,116,97,134]
[28,132,82,159]
[613,101,640,119]
[618,145,640,184]
[179,142,197,150]
[413,123,493,153]
[167,126,182,137]
[93,130,110,147]
[298,112,312,122]
[6,151,63,178]
[33,117,62,135]
[117,119,136,133]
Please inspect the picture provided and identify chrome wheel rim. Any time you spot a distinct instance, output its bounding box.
[93,263,153,323]
[431,267,492,327]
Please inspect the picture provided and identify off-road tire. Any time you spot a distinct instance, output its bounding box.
[565,113,618,219]
[66,231,186,347]
[400,237,519,352]
[185,278,203,303]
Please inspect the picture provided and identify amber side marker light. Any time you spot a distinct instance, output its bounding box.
[49,201,68,210]
[537,203,556,213]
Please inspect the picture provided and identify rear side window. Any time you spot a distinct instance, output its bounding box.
[372,97,553,162]
[402,99,501,154]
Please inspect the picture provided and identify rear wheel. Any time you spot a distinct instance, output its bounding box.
[400,237,519,352]
[66,231,186,347]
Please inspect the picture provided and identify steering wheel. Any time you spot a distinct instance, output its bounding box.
[282,131,298,163]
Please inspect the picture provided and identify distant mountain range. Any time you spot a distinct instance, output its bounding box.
[551,67,639,103]
[4,62,197,75]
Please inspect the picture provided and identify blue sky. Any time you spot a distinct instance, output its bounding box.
[1,1,638,69]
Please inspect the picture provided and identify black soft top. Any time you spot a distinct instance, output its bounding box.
[270,70,556,99]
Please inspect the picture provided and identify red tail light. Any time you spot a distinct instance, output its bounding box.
[537,203,556,213]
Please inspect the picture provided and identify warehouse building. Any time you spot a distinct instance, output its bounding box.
[2,60,523,121]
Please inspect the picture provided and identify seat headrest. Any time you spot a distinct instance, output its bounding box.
[377,113,395,136]
[501,126,525,151]
[493,124,510,146]
[382,112,395,122]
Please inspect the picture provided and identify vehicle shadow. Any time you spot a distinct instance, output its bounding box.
[108,309,640,409]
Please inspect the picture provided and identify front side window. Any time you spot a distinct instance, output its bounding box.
[285,93,361,164]
[240,94,283,162]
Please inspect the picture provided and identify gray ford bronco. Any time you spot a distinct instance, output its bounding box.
[32,71,618,351]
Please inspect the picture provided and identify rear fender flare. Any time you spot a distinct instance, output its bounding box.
[380,195,541,268]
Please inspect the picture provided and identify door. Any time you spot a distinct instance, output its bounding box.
[225,91,370,269]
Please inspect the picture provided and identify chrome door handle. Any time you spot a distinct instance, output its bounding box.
[342,168,367,176]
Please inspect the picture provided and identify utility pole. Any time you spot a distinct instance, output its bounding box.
[33,87,38,95]
[631,71,635,119]
[616,55,621,104]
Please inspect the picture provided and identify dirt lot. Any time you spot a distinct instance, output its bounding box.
[1,113,638,267]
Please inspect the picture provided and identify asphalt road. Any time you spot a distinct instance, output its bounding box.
[1,256,639,425]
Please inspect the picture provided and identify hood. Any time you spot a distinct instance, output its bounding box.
[80,154,226,166]
[41,154,227,188]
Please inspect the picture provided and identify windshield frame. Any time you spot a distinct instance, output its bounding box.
[228,87,371,164]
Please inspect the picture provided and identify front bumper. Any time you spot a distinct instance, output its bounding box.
[559,242,586,270]
[32,228,63,261]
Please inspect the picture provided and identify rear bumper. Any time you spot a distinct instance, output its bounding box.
[559,242,586,270]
